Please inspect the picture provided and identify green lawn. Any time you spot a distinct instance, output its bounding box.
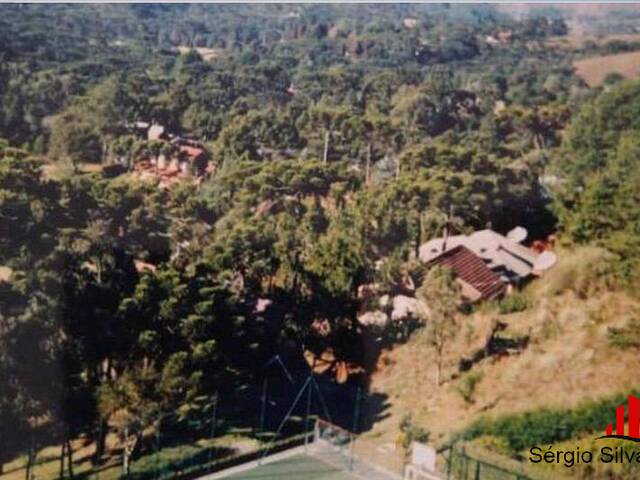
[0,434,260,480]
[0,447,121,480]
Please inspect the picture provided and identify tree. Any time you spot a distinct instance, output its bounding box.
[97,370,159,476]
[0,283,30,474]
[297,101,352,162]
[416,265,461,386]
[48,109,102,171]
[305,220,366,299]
[550,83,640,279]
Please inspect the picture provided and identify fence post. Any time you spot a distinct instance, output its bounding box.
[304,378,313,451]
[208,392,218,472]
[349,386,361,471]
[155,414,162,479]
[463,446,468,480]
[259,378,268,433]
[95,422,102,480]
[460,448,466,479]
[474,460,480,480]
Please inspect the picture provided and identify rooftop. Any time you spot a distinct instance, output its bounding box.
[427,245,506,301]
[419,228,547,282]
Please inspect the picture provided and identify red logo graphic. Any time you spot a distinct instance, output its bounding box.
[597,395,640,442]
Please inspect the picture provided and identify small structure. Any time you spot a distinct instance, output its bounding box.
[357,310,389,328]
[486,30,513,46]
[497,30,513,43]
[404,442,441,480]
[123,122,211,185]
[171,137,209,177]
[134,259,156,274]
[147,124,166,141]
[403,17,419,29]
[123,121,150,138]
[391,295,429,321]
[485,35,500,46]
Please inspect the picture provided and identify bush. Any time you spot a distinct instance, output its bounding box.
[603,72,625,87]
[540,247,619,298]
[460,391,639,455]
[608,317,640,349]
[124,444,209,480]
[454,370,484,404]
[473,435,512,456]
[399,414,430,454]
[498,293,529,314]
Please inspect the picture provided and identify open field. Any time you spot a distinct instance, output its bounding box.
[547,33,640,49]
[574,50,640,86]
[175,46,224,62]
[41,161,103,180]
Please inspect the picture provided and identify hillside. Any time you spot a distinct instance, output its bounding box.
[367,247,640,477]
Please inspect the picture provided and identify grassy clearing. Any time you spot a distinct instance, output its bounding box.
[547,33,640,49]
[175,46,224,62]
[41,161,103,181]
[0,433,263,480]
[0,439,120,480]
[574,50,640,87]
[0,266,12,282]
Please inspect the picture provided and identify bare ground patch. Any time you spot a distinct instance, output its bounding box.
[574,50,640,87]
[175,46,224,62]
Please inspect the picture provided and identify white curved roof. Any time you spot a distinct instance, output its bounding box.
[419,229,543,279]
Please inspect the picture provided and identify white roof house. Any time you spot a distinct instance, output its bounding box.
[419,228,555,284]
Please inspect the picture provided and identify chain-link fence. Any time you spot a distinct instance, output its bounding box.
[121,376,316,480]
[3,374,409,480]
[443,446,530,480]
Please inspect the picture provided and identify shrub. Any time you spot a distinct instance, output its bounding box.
[473,435,512,456]
[454,370,484,404]
[399,414,430,454]
[461,391,639,455]
[603,72,625,87]
[498,293,529,314]
[608,317,640,349]
[124,444,210,480]
[540,247,619,298]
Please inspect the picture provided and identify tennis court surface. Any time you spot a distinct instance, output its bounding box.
[202,420,405,480]
[222,453,362,479]
[205,443,403,480]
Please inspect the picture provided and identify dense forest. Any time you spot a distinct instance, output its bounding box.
[2,4,640,479]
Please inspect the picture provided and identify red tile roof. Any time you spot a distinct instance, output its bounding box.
[428,245,506,301]
[179,145,206,160]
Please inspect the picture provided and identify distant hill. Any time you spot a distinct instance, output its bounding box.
[499,4,640,35]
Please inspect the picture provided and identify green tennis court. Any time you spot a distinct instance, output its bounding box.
[221,453,363,479]
[206,428,403,480]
